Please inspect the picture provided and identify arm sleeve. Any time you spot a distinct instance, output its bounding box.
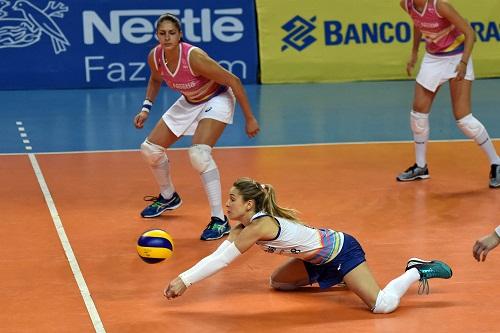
[178,242,241,287]
[495,225,500,238]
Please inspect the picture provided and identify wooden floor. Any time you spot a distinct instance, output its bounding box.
[1,141,499,333]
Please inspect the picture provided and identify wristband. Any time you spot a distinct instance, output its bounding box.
[495,225,500,238]
[141,99,153,113]
[460,60,467,66]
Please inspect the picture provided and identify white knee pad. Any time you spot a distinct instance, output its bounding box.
[410,110,430,137]
[372,291,400,314]
[188,144,217,173]
[457,114,486,140]
[141,140,167,166]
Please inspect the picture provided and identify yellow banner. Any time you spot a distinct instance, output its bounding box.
[256,0,500,83]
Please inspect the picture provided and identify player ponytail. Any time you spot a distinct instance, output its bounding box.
[233,177,298,220]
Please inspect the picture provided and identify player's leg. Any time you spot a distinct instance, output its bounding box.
[190,118,230,240]
[140,119,182,218]
[269,258,311,291]
[450,79,500,188]
[397,83,437,181]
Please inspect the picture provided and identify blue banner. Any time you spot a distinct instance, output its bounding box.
[0,0,258,89]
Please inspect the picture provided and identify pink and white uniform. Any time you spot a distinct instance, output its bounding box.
[154,42,235,137]
[405,0,464,56]
[154,42,226,104]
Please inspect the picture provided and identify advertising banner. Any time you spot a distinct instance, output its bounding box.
[256,0,500,83]
[0,0,258,89]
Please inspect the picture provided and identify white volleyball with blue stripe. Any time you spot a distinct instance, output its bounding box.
[137,229,174,263]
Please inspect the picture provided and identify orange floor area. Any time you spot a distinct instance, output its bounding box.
[1,141,499,333]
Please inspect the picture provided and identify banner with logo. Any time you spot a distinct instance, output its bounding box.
[0,0,258,89]
[256,0,500,83]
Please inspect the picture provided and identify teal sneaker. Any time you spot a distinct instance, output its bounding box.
[140,192,182,218]
[200,216,230,241]
[405,258,452,294]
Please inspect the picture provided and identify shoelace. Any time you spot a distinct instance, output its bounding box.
[418,278,430,295]
[143,195,163,207]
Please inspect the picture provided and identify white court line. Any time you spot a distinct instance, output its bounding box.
[0,137,498,156]
[28,154,106,333]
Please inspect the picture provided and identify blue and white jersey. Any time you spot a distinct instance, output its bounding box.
[252,212,344,265]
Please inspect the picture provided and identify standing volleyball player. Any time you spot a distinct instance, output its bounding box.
[164,177,453,313]
[133,13,260,241]
[396,0,500,188]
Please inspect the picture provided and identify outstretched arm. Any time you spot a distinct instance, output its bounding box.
[164,222,267,299]
[473,226,500,262]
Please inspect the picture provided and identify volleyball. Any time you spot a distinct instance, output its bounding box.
[137,229,174,263]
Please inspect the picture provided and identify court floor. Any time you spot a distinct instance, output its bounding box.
[0,79,499,333]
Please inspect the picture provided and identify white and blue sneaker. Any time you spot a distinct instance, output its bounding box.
[489,164,500,188]
[397,163,430,182]
[200,216,231,241]
[140,192,182,218]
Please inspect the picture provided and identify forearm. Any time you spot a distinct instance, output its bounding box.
[411,26,422,55]
[459,27,475,64]
[228,77,254,120]
[145,77,162,102]
[179,242,241,286]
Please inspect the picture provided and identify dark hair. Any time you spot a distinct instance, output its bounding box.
[233,177,298,220]
[156,13,182,32]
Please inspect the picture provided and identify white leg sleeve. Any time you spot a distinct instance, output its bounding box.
[189,144,224,219]
[457,114,500,164]
[141,140,175,199]
[411,110,430,168]
[372,268,420,314]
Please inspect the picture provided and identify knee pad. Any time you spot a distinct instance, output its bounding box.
[456,114,485,140]
[141,140,167,166]
[372,291,400,314]
[410,110,430,137]
[188,144,217,173]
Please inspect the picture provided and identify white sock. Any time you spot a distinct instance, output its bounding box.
[201,168,224,220]
[383,267,420,298]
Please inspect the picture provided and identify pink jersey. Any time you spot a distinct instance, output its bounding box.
[405,0,464,55]
[154,42,224,103]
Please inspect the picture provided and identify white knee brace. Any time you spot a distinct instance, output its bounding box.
[188,144,217,173]
[410,110,430,139]
[372,290,400,314]
[141,140,167,166]
[457,114,486,140]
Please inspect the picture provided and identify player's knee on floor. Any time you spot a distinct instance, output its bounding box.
[410,110,430,136]
[372,290,400,314]
[456,114,485,140]
[269,277,300,291]
[141,140,167,166]
[188,144,216,173]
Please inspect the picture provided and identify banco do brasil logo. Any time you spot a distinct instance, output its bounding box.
[281,15,316,51]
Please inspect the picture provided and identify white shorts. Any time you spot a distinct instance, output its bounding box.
[162,89,235,137]
[416,52,475,92]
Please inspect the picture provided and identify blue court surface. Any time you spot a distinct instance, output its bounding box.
[2,78,499,154]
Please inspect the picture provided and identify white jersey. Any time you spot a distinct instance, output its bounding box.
[252,212,344,265]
